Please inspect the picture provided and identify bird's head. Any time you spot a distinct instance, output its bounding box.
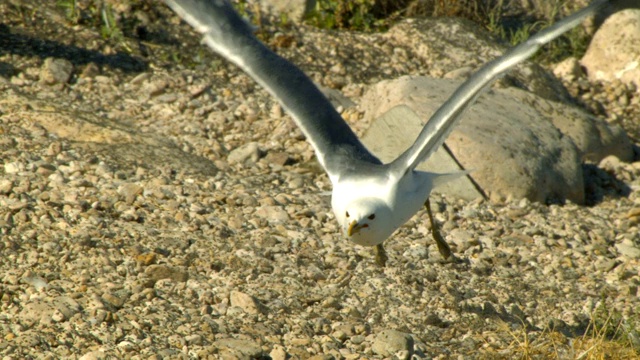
[335,198,394,246]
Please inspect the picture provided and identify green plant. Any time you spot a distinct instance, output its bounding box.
[484,299,640,359]
[56,0,80,24]
[583,298,640,354]
[481,0,595,63]
[507,21,545,46]
[100,4,123,41]
[306,0,387,31]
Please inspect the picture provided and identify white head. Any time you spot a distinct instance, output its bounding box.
[334,198,395,246]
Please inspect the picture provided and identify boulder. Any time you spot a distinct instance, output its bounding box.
[361,76,633,204]
[582,9,640,90]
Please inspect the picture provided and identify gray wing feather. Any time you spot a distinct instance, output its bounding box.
[163,0,380,176]
[390,0,610,175]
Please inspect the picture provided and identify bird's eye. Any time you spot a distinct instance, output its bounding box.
[362,224,369,228]
[346,211,350,218]
[368,214,375,220]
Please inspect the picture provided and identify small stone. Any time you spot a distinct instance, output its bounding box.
[189,83,208,97]
[79,350,109,360]
[332,330,348,342]
[214,338,263,358]
[228,142,262,164]
[0,179,13,194]
[255,205,290,223]
[264,151,292,166]
[627,207,640,225]
[553,57,583,80]
[424,313,447,328]
[36,163,57,176]
[117,341,136,351]
[155,93,178,103]
[144,264,189,282]
[615,239,640,259]
[51,308,66,322]
[270,344,287,360]
[22,274,48,290]
[4,161,24,174]
[118,183,143,204]
[80,63,100,78]
[134,252,157,266]
[129,72,150,85]
[229,290,267,315]
[185,334,203,345]
[271,103,283,118]
[351,335,366,345]
[372,330,413,358]
[40,58,73,85]
[288,176,304,189]
[101,293,126,309]
[145,79,168,97]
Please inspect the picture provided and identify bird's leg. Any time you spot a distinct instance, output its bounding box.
[425,198,451,259]
[375,244,388,267]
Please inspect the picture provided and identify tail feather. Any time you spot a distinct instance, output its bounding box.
[430,170,471,189]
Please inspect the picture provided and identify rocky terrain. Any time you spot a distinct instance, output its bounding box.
[1,0,639,359]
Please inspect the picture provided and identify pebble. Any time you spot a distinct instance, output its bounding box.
[213,338,263,358]
[371,329,414,358]
[229,290,268,315]
[117,183,142,204]
[228,142,262,164]
[255,205,290,223]
[615,239,640,259]
[144,265,189,282]
[4,161,24,174]
[0,179,13,194]
[270,344,287,360]
[40,58,73,85]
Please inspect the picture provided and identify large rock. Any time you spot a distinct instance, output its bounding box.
[360,76,633,204]
[581,9,640,90]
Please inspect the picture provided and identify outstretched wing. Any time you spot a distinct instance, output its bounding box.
[390,0,610,175]
[163,0,380,177]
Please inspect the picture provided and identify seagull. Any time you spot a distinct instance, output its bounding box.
[163,0,610,266]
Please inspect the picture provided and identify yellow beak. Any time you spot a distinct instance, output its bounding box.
[347,220,360,236]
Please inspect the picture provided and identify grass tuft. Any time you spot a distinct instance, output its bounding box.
[492,301,640,359]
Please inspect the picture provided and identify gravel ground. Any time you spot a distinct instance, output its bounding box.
[1,1,639,359]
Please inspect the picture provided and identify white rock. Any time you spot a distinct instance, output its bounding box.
[4,161,24,174]
[581,9,640,90]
